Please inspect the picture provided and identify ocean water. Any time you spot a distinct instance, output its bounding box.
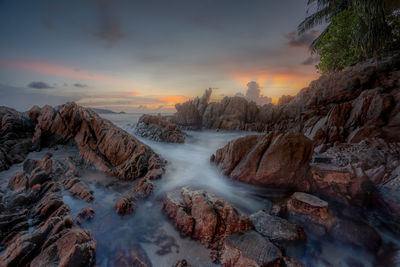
[0,113,399,266]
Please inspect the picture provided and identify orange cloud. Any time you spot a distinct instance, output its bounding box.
[230,70,319,98]
[159,96,189,103]
[0,60,132,86]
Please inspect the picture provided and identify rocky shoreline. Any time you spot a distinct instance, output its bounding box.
[0,55,399,266]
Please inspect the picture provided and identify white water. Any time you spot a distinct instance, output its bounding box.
[1,113,398,266]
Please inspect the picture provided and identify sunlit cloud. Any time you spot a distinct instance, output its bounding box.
[230,70,319,99]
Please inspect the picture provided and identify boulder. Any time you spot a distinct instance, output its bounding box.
[220,230,282,267]
[162,188,252,248]
[250,210,306,243]
[212,131,314,191]
[28,102,165,180]
[62,178,94,202]
[286,192,336,230]
[135,114,186,143]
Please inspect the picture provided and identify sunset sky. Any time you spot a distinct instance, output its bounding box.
[0,0,320,112]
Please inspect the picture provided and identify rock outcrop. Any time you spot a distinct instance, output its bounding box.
[28,102,165,180]
[175,54,400,144]
[0,107,35,171]
[0,154,96,267]
[135,114,186,143]
[211,131,314,191]
[162,188,253,249]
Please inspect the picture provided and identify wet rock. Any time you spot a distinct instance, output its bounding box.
[111,242,152,267]
[135,114,186,143]
[30,226,96,267]
[23,158,39,175]
[62,177,94,202]
[28,102,165,180]
[220,230,282,267]
[212,131,314,191]
[286,192,336,230]
[162,188,253,248]
[77,206,95,224]
[115,178,154,215]
[8,171,27,192]
[250,210,306,243]
[173,259,192,267]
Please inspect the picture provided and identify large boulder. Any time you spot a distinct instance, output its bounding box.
[212,131,314,191]
[135,114,186,143]
[0,107,35,171]
[162,188,253,248]
[28,102,165,180]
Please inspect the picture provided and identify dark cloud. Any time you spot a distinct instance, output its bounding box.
[94,0,125,46]
[74,83,88,88]
[301,56,320,65]
[286,30,318,48]
[27,81,54,89]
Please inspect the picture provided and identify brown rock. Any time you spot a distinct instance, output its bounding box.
[8,172,27,192]
[28,102,165,180]
[135,114,186,143]
[162,188,252,248]
[213,131,314,191]
[286,192,336,230]
[115,178,154,215]
[62,177,94,202]
[30,226,96,267]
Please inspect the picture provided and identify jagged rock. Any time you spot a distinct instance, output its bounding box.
[62,177,94,202]
[115,178,154,215]
[162,188,252,248]
[77,206,95,225]
[0,106,35,171]
[28,102,165,180]
[220,230,282,267]
[175,88,211,129]
[8,172,27,192]
[212,131,314,191]
[30,226,96,267]
[135,114,186,143]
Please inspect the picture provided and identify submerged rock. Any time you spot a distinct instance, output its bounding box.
[162,188,253,248]
[212,131,314,191]
[135,114,186,143]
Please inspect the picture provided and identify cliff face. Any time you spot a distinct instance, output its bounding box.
[174,53,400,145]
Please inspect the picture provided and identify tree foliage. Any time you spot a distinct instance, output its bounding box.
[299,0,399,73]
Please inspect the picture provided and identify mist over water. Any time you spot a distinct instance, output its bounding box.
[1,113,399,266]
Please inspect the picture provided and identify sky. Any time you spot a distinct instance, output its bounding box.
[0,0,320,112]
